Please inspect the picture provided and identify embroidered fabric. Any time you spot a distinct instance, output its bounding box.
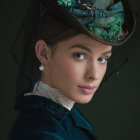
[24,81,75,110]
[15,95,70,120]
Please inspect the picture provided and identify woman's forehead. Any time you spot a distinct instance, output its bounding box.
[55,33,112,52]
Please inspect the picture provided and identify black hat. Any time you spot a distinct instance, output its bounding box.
[11,0,136,66]
[41,0,136,46]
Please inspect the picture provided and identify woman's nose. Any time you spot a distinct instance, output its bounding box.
[84,62,99,81]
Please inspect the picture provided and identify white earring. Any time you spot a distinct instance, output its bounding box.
[39,65,44,71]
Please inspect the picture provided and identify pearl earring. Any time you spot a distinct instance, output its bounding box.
[39,65,44,71]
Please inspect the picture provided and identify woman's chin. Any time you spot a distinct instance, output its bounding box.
[74,96,93,104]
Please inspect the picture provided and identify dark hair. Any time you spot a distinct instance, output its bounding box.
[16,13,81,96]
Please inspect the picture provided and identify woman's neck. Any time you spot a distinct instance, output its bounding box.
[24,81,75,110]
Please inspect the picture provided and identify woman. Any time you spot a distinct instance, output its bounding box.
[10,0,136,139]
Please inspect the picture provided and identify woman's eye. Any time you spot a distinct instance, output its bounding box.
[98,57,109,64]
[72,53,85,60]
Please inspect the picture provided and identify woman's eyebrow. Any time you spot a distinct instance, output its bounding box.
[68,44,112,55]
[102,50,112,55]
[68,45,92,53]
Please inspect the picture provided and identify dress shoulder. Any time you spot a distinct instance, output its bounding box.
[71,107,93,130]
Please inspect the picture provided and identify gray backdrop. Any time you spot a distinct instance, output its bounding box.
[0,0,140,140]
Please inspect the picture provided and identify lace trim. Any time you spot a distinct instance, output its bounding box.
[24,81,75,110]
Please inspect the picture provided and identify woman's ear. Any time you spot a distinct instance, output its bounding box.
[35,40,52,65]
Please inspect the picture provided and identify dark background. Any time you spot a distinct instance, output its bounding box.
[0,0,140,140]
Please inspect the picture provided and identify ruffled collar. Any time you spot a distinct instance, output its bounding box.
[24,81,75,110]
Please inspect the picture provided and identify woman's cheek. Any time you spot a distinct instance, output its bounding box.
[61,62,78,79]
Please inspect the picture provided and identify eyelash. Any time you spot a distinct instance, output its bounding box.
[98,57,110,64]
[72,52,86,61]
[72,52,110,63]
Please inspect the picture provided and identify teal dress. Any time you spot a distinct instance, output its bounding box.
[10,95,97,140]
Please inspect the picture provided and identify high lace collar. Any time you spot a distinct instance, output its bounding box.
[24,81,75,110]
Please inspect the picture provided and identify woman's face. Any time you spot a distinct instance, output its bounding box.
[37,34,112,104]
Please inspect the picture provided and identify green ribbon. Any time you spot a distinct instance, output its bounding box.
[57,0,124,40]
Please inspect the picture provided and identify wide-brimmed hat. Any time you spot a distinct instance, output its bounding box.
[41,0,136,46]
[11,0,136,67]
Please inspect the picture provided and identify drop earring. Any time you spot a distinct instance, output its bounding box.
[39,64,44,71]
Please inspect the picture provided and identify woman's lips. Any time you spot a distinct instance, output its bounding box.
[78,85,96,94]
